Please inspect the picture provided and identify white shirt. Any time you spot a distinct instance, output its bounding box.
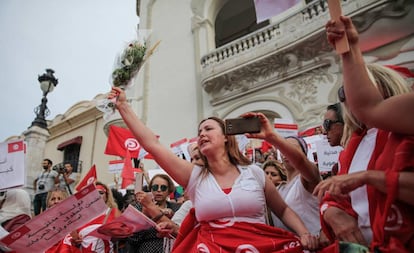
[273,175,320,234]
[346,128,378,245]
[187,164,266,224]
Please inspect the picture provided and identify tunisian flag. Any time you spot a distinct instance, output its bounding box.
[105,125,141,158]
[75,164,97,192]
[254,0,302,23]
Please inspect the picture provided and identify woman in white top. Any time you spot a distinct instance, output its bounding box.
[242,113,323,237]
[108,87,318,252]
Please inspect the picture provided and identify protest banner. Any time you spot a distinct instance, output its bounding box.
[0,184,107,252]
[0,140,25,191]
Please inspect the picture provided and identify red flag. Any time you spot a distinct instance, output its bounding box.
[260,140,273,153]
[105,125,141,158]
[253,0,301,23]
[76,164,97,192]
[121,150,135,189]
[8,140,24,153]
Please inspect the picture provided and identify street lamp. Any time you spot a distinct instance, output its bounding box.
[30,69,58,129]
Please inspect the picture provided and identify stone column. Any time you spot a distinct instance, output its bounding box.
[23,126,50,195]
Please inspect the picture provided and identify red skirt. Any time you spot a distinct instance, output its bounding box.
[172,208,304,253]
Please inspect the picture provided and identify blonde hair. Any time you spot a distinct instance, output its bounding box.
[95,181,118,209]
[341,63,410,147]
[46,188,69,208]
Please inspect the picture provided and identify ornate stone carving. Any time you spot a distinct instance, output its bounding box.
[203,34,332,105]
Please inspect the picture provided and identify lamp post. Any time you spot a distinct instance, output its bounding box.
[30,69,58,129]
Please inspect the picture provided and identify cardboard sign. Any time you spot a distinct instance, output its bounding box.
[327,0,350,54]
[274,119,298,138]
[170,138,188,159]
[134,173,144,192]
[108,160,124,174]
[315,137,343,172]
[0,184,107,252]
[0,140,25,191]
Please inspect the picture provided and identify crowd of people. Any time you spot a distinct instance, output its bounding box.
[1,15,413,253]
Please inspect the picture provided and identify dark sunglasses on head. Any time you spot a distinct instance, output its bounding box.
[323,119,343,131]
[338,86,346,103]
[151,184,168,192]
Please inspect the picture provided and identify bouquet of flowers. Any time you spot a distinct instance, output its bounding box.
[96,30,160,119]
[111,39,160,88]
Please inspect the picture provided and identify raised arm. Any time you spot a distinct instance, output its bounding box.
[108,87,193,187]
[243,112,321,191]
[327,16,414,135]
[263,178,318,250]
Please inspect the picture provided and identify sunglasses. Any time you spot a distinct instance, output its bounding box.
[323,119,343,131]
[338,86,345,103]
[151,184,168,192]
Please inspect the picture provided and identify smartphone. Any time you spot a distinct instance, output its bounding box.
[225,117,261,135]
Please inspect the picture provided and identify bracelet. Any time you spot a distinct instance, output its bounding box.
[152,210,164,222]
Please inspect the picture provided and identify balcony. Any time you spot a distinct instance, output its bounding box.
[199,0,399,105]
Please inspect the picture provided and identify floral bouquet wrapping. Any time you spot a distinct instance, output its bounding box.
[96,30,160,119]
[111,35,160,88]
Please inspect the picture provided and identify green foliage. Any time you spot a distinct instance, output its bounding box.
[112,42,147,87]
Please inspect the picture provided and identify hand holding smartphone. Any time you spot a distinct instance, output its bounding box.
[224,117,261,135]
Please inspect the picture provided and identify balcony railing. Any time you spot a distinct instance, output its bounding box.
[200,0,389,81]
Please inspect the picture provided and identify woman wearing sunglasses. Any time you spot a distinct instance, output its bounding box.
[313,20,414,252]
[127,174,181,253]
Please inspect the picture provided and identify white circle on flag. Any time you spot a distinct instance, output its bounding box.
[87,177,95,185]
[124,138,140,151]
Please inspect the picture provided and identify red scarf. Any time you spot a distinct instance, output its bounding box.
[370,133,414,252]
[320,129,388,242]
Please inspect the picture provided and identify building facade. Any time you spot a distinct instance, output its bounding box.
[16,0,414,191]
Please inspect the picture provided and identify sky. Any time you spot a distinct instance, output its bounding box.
[0,0,139,141]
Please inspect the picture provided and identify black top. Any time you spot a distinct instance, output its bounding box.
[126,201,181,253]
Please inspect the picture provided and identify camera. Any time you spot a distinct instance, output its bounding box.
[53,163,67,174]
[58,167,67,174]
[38,184,45,190]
